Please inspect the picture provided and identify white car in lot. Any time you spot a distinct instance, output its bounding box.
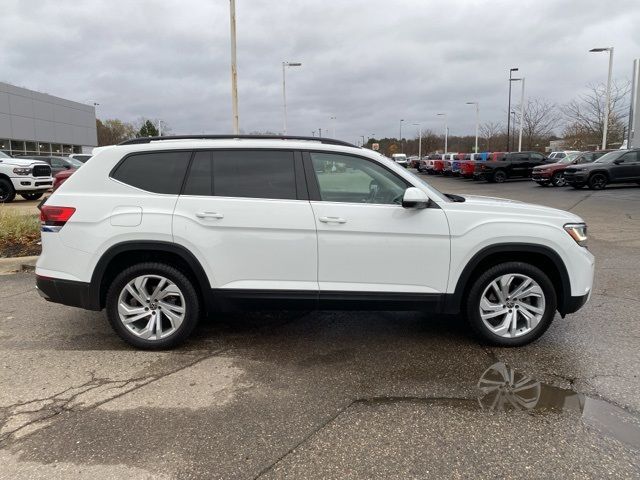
[391,153,408,167]
[0,151,53,202]
[36,135,594,349]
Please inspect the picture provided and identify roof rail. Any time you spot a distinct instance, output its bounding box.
[118,135,358,148]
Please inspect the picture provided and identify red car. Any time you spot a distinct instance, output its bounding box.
[432,154,445,174]
[53,168,76,191]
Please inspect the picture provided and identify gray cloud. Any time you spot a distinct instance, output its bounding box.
[1,0,638,143]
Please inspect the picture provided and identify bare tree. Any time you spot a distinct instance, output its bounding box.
[480,122,504,151]
[518,98,562,150]
[562,80,630,148]
[96,119,136,146]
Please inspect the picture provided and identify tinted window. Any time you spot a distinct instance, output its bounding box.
[112,151,191,194]
[183,151,213,195]
[311,152,407,205]
[212,150,297,200]
[620,151,640,163]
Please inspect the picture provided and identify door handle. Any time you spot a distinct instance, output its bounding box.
[318,216,347,224]
[196,212,224,219]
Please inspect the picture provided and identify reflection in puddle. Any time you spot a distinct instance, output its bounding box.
[477,363,640,451]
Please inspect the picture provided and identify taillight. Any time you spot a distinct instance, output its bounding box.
[40,206,76,232]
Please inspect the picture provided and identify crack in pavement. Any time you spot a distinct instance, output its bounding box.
[0,348,230,445]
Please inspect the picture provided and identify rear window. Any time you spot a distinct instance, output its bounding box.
[183,150,297,200]
[111,151,191,194]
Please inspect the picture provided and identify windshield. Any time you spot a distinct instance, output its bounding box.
[557,152,581,164]
[594,150,625,164]
[67,157,84,168]
[405,169,451,202]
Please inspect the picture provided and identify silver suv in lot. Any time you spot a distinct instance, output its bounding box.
[37,135,594,349]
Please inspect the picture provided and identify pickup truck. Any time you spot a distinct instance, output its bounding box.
[478,151,549,183]
[0,151,53,202]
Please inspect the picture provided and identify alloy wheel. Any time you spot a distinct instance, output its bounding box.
[589,174,607,190]
[479,273,546,338]
[117,275,186,341]
[552,173,566,187]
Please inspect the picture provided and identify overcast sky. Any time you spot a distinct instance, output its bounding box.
[2,0,639,143]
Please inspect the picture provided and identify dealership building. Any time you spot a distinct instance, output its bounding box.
[0,81,97,156]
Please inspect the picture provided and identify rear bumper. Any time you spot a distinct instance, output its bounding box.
[36,275,101,310]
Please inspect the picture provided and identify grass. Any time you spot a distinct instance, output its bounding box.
[0,207,41,258]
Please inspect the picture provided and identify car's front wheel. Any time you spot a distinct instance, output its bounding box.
[0,178,16,203]
[551,172,566,187]
[106,262,200,349]
[466,262,557,346]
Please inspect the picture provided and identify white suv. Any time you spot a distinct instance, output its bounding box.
[0,151,53,202]
[36,136,594,349]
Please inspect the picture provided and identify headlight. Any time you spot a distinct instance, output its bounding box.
[13,167,32,175]
[564,223,588,247]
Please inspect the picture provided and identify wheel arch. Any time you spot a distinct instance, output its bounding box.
[445,243,571,316]
[90,241,212,311]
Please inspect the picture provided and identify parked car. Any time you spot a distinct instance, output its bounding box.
[452,154,466,176]
[532,151,612,187]
[479,151,549,183]
[408,156,420,168]
[442,153,457,176]
[432,154,445,174]
[564,149,640,190]
[53,169,76,191]
[391,153,408,168]
[37,135,594,349]
[20,155,83,176]
[548,151,580,161]
[0,151,53,202]
[68,153,92,163]
[461,153,486,179]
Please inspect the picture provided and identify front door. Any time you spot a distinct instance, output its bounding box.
[305,152,450,298]
[172,149,318,293]
[611,151,640,181]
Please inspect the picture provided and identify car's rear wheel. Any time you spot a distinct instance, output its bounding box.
[20,193,44,201]
[551,172,566,187]
[588,173,607,190]
[492,170,507,183]
[106,262,200,349]
[0,178,16,203]
[466,262,557,346]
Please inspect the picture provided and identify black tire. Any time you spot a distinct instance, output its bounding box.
[106,262,200,349]
[588,173,607,190]
[0,178,16,203]
[465,261,557,347]
[551,172,566,187]
[492,170,507,183]
[20,192,44,201]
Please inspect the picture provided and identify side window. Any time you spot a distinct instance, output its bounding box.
[212,150,297,200]
[183,151,213,195]
[111,151,191,194]
[310,152,408,205]
[620,151,640,163]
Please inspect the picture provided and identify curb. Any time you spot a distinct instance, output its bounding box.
[0,256,39,275]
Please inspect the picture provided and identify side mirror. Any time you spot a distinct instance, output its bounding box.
[613,159,623,165]
[402,187,430,209]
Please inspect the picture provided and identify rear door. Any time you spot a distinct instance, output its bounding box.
[509,153,529,177]
[305,151,450,298]
[612,151,640,180]
[172,149,318,293]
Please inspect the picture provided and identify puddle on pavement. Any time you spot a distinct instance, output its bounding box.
[476,362,640,451]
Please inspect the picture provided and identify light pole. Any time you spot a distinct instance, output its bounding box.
[158,120,164,137]
[517,78,525,152]
[506,67,519,151]
[282,61,302,135]
[590,47,614,149]
[330,116,336,137]
[466,102,479,153]
[361,135,366,146]
[412,123,422,159]
[510,110,517,151]
[399,119,404,152]
[437,113,448,153]
[229,0,239,134]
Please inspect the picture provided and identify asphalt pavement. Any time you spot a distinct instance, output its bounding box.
[1,174,639,479]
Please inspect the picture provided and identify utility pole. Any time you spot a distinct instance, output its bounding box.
[518,78,525,152]
[229,0,239,134]
[506,67,519,151]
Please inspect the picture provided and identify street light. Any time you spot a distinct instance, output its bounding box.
[399,119,405,152]
[437,113,448,153]
[517,78,525,152]
[282,61,302,135]
[590,47,614,149]
[412,123,423,159]
[330,116,336,138]
[229,0,239,134]
[466,102,479,153]
[506,67,519,151]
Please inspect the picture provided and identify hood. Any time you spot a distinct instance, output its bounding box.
[0,157,48,168]
[448,194,583,223]
[533,162,564,169]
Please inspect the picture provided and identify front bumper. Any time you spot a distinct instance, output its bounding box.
[10,176,53,191]
[561,292,590,315]
[36,275,100,310]
[531,171,551,181]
